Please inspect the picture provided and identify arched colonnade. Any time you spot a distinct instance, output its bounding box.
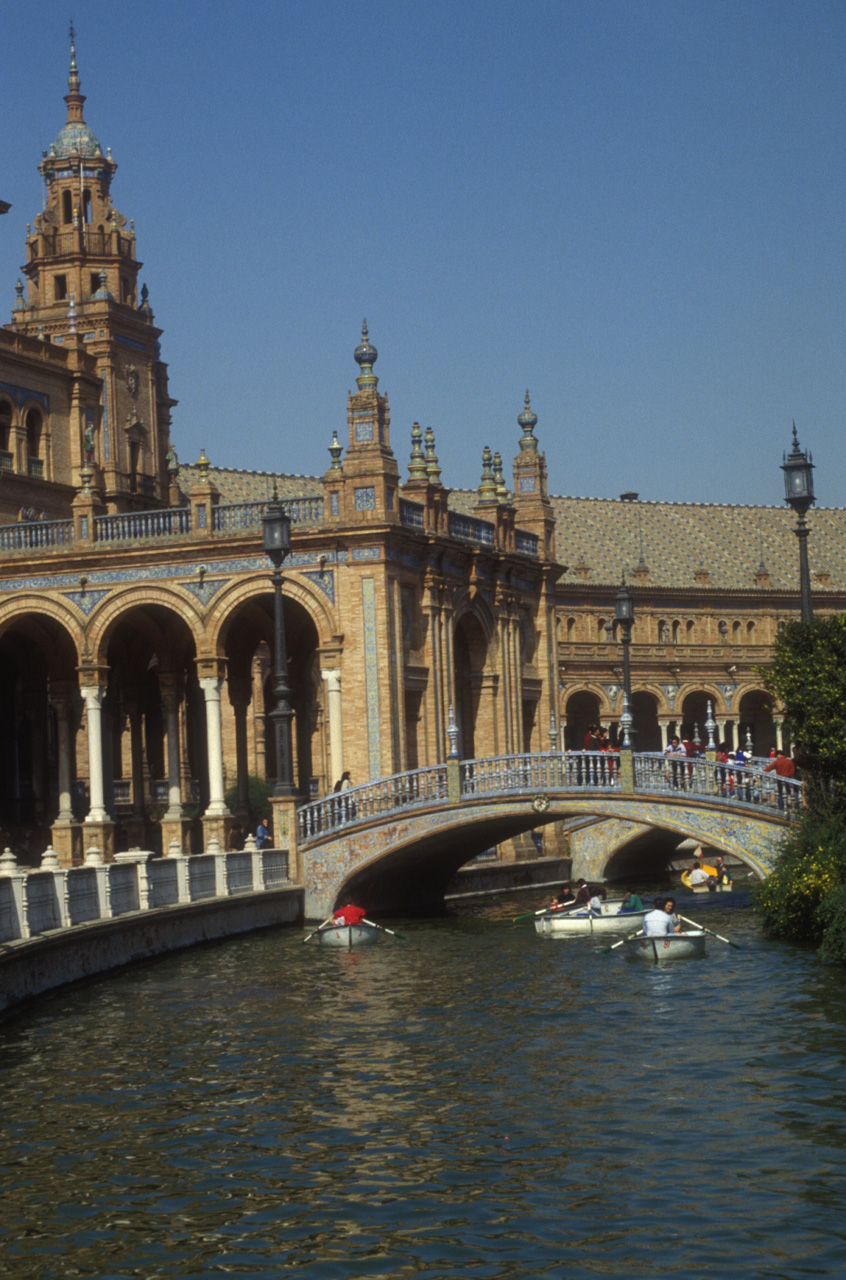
[561,682,781,755]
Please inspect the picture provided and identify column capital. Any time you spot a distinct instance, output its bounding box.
[78,664,108,692]
[158,670,185,709]
[196,656,226,683]
[321,668,342,693]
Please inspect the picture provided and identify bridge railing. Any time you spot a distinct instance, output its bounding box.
[634,753,803,813]
[296,764,450,842]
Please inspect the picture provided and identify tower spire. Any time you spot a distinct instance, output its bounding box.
[65,21,86,123]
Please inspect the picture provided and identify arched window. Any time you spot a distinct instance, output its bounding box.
[672,620,680,644]
[566,616,576,640]
[0,399,12,455]
[62,190,73,224]
[597,617,608,641]
[686,619,696,642]
[26,408,42,458]
[658,619,669,643]
[82,189,92,224]
[747,620,756,644]
[732,620,742,644]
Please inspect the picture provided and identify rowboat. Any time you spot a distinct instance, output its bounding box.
[681,864,717,893]
[535,908,648,937]
[623,931,707,962]
[315,921,379,947]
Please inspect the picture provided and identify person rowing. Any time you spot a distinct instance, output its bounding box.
[617,887,644,913]
[641,896,682,937]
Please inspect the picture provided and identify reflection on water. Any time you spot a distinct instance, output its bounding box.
[2,897,846,1277]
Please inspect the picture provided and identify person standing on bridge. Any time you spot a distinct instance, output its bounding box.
[664,736,686,789]
[255,817,270,849]
[765,749,796,810]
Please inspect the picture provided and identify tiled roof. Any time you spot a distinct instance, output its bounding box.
[180,465,846,593]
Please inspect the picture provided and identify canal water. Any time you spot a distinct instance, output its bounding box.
[2,895,846,1279]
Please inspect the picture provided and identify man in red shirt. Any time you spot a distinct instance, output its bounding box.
[333,903,367,925]
[765,750,796,810]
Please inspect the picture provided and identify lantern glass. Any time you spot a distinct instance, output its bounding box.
[262,503,291,560]
[615,583,634,625]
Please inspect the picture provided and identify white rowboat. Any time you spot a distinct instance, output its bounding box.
[623,931,707,962]
[315,922,379,947]
[535,908,648,937]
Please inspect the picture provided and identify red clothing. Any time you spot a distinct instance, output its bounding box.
[333,903,366,925]
[766,756,796,778]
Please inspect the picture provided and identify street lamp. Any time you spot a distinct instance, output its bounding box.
[262,488,296,796]
[615,579,635,749]
[781,422,815,623]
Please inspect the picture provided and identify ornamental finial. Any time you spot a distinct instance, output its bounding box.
[518,389,538,451]
[68,20,81,96]
[354,318,378,390]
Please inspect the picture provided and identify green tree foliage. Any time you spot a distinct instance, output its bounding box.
[223,774,275,833]
[762,615,846,804]
[755,617,846,961]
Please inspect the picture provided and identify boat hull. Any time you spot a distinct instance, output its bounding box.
[623,931,707,962]
[315,922,379,947]
[535,909,648,937]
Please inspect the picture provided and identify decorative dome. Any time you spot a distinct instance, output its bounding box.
[51,121,102,158]
[354,319,378,370]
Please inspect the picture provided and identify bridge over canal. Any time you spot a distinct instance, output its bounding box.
[294,751,799,918]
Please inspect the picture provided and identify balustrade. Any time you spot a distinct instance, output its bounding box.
[0,846,291,944]
[0,518,73,552]
[94,507,191,543]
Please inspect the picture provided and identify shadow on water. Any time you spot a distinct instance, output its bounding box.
[1,897,846,1278]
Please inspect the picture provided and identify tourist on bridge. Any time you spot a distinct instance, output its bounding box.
[765,749,796,810]
[618,887,644,913]
[255,817,270,848]
[664,736,686,788]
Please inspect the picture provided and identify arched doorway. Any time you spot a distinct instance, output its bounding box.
[630,691,662,751]
[738,689,777,757]
[453,612,490,758]
[565,689,602,751]
[0,613,79,862]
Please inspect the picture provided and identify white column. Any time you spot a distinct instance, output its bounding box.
[163,694,183,819]
[321,669,344,787]
[54,698,74,823]
[81,685,108,822]
[774,718,784,751]
[200,676,229,816]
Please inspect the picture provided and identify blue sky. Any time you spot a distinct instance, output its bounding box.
[1,0,844,506]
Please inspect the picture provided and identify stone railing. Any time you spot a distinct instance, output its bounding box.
[212,497,325,533]
[0,841,290,944]
[0,517,74,552]
[296,750,801,844]
[297,764,449,842]
[94,507,191,543]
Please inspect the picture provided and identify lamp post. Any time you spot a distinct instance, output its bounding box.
[615,579,635,749]
[262,489,296,796]
[781,423,815,623]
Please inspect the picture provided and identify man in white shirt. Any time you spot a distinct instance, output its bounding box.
[642,897,682,936]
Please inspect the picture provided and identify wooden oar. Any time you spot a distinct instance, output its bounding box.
[678,914,742,949]
[302,916,334,943]
[601,928,644,955]
[513,900,577,923]
[363,917,408,941]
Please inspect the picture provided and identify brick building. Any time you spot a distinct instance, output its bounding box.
[1,41,843,867]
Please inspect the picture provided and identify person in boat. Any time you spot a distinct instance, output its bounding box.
[573,879,607,909]
[713,855,732,886]
[618,887,644,913]
[332,903,367,926]
[642,897,682,936]
[549,885,576,911]
[688,861,712,888]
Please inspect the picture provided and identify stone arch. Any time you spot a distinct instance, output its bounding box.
[85,584,206,664]
[453,607,492,758]
[563,684,613,750]
[629,689,662,751]
[0,605,81,849]
[452,588,496,647]
[737,687,777,756]
[208,571,330,802]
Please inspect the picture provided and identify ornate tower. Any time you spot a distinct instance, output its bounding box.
[12,32,176,510]
[335,321,399,522]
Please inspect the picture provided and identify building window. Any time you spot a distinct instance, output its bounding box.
[90,272,101,297]
[0,399,12,454]
[83,189,92,224]
[54,275,68,301]
[62,190,73,224]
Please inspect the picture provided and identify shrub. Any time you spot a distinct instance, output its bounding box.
[754,809,846,950]
[223,774,275,832]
